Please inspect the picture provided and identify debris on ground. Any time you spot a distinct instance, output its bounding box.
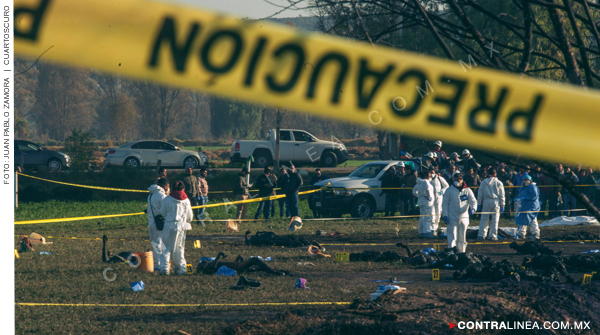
[295,278,313,290]
[127,281,144,292]
[296,262,315,267]
[288,217,303,232]
[249,256,274,261]
[19,236,34,252]
[510,240,561,256]
[316,230,327,236]
[370,285,406,300]
[224,281,600,334]
[39,251,54,255]
[30,232,53,245]
[308,245,330,258]
[230,275,261,290]
[349,250,404,262]
[563,254,600,272]
[245,230,323,248]
[580,249,600,254]
[215,265,237,276]
[549,231,600,241]
[226,219,238,232]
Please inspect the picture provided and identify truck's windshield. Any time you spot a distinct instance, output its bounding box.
[349,163,388,178]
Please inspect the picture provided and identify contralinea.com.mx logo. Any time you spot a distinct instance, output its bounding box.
[449,321,591,330]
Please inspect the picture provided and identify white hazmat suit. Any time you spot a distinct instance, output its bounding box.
[147,184,167,270]
[429,174,449,234]
[477,177,505,240]
[413,178,435,237]
[159,195,193,275]
[442,183,477,252]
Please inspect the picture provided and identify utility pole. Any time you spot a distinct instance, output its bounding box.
[274,110,281,171]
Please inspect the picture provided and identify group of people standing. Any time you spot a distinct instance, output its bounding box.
[234,165,304,221]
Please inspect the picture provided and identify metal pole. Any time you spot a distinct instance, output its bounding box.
[275,110,281,172]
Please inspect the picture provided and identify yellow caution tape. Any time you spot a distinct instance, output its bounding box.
[14,186,327,225]
[14,0,600,166]
[18,173,147,193]
[16,302,351,307]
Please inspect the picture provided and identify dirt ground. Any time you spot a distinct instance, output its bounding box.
[15,224,600,334]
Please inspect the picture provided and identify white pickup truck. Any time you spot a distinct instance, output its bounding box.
[230,129,349,168]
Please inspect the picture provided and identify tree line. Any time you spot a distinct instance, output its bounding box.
[14,57,374,145]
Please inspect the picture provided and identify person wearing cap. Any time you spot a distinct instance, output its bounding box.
[420,152,436,173]
[429,167,449,236]
[234,167,251,222]
[514,175,540,239]
[443,152,461,170]
[432,141,448,168]
[413,169,435,238]
[442,164,456,185]
[477,169,505,240]
[380,166,401,217]
[254,167,278,220]
[460,149,479,173]
[442,172,477,252]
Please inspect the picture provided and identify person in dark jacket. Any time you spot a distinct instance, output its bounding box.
[254,167,277,220]
[402,165,418,215]
[380,167,401,216]
[309,169,329,218]
[432,141,448,168]
[460,149,479,173]
[234,167,250,222]
[277,168,290,217]
[283,165,303,217]
[181,167,199,218]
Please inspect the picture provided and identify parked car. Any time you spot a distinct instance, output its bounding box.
[14,140,72,171]
[230,129,349,168]
[104,140,208,168]
[310,160,420,218]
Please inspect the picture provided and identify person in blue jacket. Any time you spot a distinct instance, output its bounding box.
[514,175,540,240]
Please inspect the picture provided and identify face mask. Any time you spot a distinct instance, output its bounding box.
[454,181,461,187]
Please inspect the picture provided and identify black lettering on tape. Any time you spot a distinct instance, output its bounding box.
[391,69,428,117]
[266,43,305,93]
[306,53,348,104]
[357,59,394,109]
[244,37,268,86]
[506,94,543,141]
[14,0,51,41]
[201,30,243,74]
[148,17,200,72]
[468,83,509,134]
[428,76,467,126]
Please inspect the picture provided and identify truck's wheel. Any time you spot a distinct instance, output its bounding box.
[253,152,272,168]
[350,197,374,218]
[320,151,338,167]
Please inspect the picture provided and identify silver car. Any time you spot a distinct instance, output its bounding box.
[104,140,208,169]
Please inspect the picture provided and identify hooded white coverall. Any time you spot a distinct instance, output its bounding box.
[159,196,193,275]
[413,178,435,236]
[477,177,505,239]
[429,174,449,233]
[147,184,167,270]
[442,183,477,252]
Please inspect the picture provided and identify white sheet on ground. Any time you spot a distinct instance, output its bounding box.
[539,216,600,227]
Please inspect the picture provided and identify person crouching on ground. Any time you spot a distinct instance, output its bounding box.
[159,181,193,275]
[515,175,541,240]
[442,173,477,252]
[148,178,169,272]
[413,170,435,238]
[477,169,505,240]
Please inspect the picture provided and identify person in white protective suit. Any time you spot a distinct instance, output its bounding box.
[413,170,435,238]
[159,180,193,275]
[477,169,505,240]
[442,172,477,252]
[147,178,169,271]
[428,167,449,236]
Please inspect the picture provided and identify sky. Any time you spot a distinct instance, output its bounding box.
[170,0,312,19]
